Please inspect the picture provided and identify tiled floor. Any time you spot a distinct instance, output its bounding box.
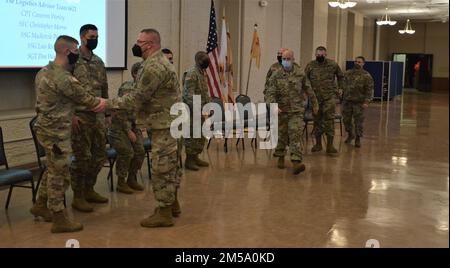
[0,89,448,248]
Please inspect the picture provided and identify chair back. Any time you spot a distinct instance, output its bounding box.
[0,127,9,169]
[29,116,46,169]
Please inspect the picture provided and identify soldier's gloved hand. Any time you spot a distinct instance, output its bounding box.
[127,129,137,144]
[92,98,107,113]
[72,116,81,134]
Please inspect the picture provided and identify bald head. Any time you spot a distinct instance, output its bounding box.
[282,49,294,60]
[54,35,78,54]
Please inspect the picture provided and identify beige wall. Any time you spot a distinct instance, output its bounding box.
[376,21,449,78]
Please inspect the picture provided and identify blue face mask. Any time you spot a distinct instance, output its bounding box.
[282,60,292,70]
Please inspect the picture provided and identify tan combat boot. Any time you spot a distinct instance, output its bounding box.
[194,154,209,167]
[85,187,109,203]
[51,210,83,233]
[71,190,94,213]
[140,206,174,228]
[117,177,134,194]
[277,156,285,169]
[30,196,52,222]
[185,154,199,171]
[127,174,144,191]
[345,133,355,144]
[326,135,338,155]
[292,161,306,175]
[311,135,323,152]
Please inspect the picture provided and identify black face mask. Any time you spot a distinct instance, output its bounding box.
[277,56,282,64]
[86,39,98,51]
[68,52,79,65]
[316,56,325,63]
[132,44,143,58]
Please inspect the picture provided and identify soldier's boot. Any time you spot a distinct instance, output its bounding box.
[292,161,306,175]
[117,177,134,194]
[30,196,52,222]
[51,210,83,233]
[326,135,339,155]
[345,133,355,144]
[85,187,109,204]
[355,136,361,148]
[127,174,144,191]
[140,206,174,228]
[185,154,199,171]
[172,190,181,218]
[311,136,323,152]
[277,156,285,169]
[194,154,209,167]
[71,190,94,213]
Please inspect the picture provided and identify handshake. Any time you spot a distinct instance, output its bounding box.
[91,97,109,113]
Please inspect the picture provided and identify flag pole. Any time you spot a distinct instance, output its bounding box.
[246,24,258,96]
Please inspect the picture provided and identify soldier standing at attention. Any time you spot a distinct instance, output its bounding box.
[30,35,106,233]
[265,49,319,175]
[305,46,344,156]
[342,56,374,148]
[108,29,182,228]
[182,51,211,171]
[71,24,110,213]
[109,62,145,194]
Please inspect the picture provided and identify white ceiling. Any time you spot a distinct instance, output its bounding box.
[350,0,449,22]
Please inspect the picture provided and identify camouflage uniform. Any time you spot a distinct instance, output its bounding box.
[109,81,145,185]
[304,58,344,137]
[108,50,181,208]
[182,66,210,155]
[265,63,318,163]
[342,67,374,137]
[264,62,300,100]
[71,48,108,194]
[34,62,99,212]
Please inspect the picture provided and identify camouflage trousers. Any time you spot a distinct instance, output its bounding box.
[70,120,106,193]
[150,128,182,208]
[273,112,304,162]
[36,132,71,212]
[343,101,365,137]
[313,98,336,137]
[109,128,145,180]
[184,116,206,155]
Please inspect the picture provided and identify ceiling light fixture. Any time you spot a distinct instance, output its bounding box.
[328,0,357,9]
[376,7,397,26]
[399,19,415,34]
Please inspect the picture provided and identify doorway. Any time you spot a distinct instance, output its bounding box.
[392,53,433,92]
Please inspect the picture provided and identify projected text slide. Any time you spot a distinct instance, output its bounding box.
[0,0,106,68]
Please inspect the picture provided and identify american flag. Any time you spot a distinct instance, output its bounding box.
[206,0,223,99]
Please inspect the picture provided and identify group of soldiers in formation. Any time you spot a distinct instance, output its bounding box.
[29,24,374,234]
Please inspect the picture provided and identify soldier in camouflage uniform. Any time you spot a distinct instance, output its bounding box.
[265,49,319,175]
[342,56,374,148]
[305,46,344,156]
[182,51,211,171]
[108,29,182,228]
[70,24,109,213]
[263,48,301,101]
[109,62,145,194]
[30,35,106,233]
